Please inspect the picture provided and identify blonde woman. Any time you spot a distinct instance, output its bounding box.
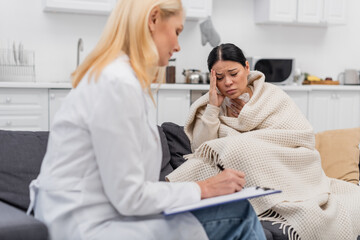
[27,1,266,239]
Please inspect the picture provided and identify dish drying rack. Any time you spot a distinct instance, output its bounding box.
[0,48,35,82]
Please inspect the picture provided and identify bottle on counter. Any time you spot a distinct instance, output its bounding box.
[166,58,176,84]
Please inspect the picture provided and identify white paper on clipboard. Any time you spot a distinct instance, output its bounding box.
[163,187,281,216]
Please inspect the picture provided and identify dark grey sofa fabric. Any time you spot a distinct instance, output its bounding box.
[161,122,191,169]
[0,127,175,209]
[158,126,174,181]
[0,131,49,211]
[260,221,289,240]
[0,201,48,240]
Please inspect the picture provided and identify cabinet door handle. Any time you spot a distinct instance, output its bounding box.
[5,97,12,103]
[6,121,12,126]
[50,93,55,99]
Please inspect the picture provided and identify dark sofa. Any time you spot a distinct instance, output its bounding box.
[1,124,359,240]
[0,131,49,240]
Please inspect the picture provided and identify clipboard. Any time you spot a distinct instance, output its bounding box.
[163,187,281,216]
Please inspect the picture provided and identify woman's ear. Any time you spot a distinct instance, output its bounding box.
[148,6,160,33]
[245,61,250,72]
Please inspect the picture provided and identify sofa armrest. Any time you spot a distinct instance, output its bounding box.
[0,201,48,240]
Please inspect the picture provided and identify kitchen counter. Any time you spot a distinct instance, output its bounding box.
[0,82,358,133]
[280,84,360,91]
[0,82,359,91]
[0,82,72,88]
[153,83,360,91]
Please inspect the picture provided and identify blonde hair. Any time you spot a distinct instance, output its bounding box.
[71,0,183,94]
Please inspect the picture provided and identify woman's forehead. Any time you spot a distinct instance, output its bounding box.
[213,61,242,73]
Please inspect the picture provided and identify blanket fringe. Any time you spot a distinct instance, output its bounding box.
[258,209,301,240]
[183,153,194,160]
[194,144,222,171]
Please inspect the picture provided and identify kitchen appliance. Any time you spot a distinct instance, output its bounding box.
[182,69,204,84]
[247,57,295,85]
[338,69,360,85]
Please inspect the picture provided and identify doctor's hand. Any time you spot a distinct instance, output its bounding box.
[209,69,225,107]
[196,169,246,199]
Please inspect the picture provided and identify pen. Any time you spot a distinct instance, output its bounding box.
[217,163,225,171]
[256,186,274,191]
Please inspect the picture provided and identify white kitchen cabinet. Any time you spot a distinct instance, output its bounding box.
[43,0,116,15]
[308,90,360,133]
[254,0,297,23]
[0,88,48,131]
[42,0,212,17]
[157,89,190,126]
[182,0,212,20]
[49,89,71,128]
[324,0,347,24]
[254,0,347,26]
[297,0,324,24]
[283,90,308,118]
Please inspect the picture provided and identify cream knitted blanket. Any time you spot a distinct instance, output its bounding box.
[167,71,360,240]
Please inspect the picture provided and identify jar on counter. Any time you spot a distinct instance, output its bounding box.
[166,58,176,84]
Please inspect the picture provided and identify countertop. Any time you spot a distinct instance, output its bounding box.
[0,82,72,89]
[0,81,359,91]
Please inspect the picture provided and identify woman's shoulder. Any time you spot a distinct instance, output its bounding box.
[100,55,139,89]
[75,55,143,103]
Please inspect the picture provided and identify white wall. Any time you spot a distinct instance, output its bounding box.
[1,0,359,83]
[0,0,107,83]
[176,0,360,83]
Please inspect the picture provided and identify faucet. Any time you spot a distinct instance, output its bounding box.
[77,38,84,67]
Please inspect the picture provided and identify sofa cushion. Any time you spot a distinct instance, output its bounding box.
[158,126,174,181]
[161,122,192,169]
[0,130,49,211]
[315,128,360,184]
[261,220,289,240]
[0,201,48,240]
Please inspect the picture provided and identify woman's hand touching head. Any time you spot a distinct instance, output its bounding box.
[209,69,225,107]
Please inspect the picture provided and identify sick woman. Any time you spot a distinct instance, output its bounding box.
[167,43,360,240]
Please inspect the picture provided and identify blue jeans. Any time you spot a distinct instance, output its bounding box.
[191,200,266,240]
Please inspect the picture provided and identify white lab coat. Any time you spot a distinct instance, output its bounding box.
[29,55,208,240]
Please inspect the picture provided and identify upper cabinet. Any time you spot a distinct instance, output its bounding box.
[297,0,324,24]
[323,0,347,24]
[42,0,213,18]
[182,0,212,20]
[254,0,347,26]
[43,0,116,15]
[255,0,297,23]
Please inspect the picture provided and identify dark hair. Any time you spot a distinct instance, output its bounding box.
[207,43,247,71]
